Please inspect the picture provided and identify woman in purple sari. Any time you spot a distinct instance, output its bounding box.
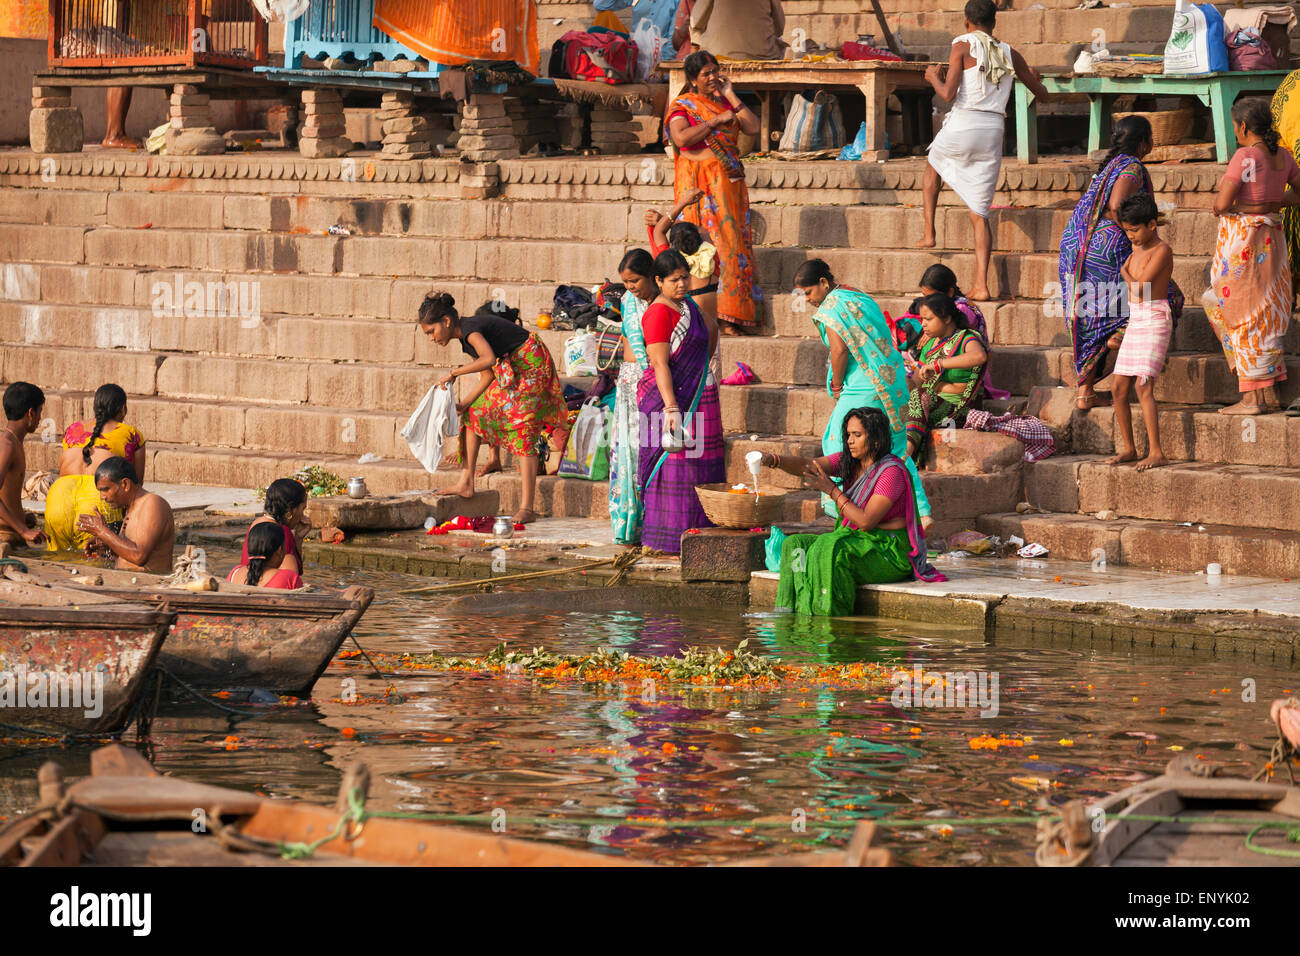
[637,250,726,554]
[1059,116,1183,409]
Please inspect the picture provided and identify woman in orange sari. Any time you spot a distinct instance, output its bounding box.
[665,51,760,335]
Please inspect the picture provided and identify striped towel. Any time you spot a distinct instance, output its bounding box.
[1113,299,1172,384]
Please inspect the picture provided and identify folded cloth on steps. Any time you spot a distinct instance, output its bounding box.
[21,471,55,502]
[963,409,1056,462]
[1223,5,1297,35]
[402,384,460,474]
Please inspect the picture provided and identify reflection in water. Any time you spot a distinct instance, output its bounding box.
[0,549,1295,865]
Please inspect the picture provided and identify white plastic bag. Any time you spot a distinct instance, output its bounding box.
[631,18,664,81]
[251,0,310,23]
[1163,0,1229,75]
[564,331,598,376]
[401,384,460,474]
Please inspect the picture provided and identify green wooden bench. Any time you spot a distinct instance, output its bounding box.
[1014,70,1293,164]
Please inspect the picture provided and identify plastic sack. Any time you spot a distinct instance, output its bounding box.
[764,526,786,573]
[631,18,664,81]
[558,400,611,480]
[1163,0,1228,75]
[564,331,598,376]
[779,91,846,153]
[401,384,460,474]
[838,121,868,161]
[250,0,309,23]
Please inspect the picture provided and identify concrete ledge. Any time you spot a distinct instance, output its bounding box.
[305,491,499,531]
[680,528,768,583]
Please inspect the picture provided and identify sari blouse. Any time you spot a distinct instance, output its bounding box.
[915,329,985,385]
[62,421,145,461]
[824,453,909,525]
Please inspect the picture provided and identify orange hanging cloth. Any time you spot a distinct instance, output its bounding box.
[373,0,540,76]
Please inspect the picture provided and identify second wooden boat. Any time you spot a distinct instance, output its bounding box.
[0,745,891,867]
[6,560,374,697]
[0,581,171,736]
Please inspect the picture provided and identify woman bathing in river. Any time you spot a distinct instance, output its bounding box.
[228,520,304,590]
[763,407,945,617]
[240,477,309,578]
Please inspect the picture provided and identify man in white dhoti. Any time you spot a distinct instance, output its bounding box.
[915,0,1051,302]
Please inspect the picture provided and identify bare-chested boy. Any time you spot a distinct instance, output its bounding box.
[1108,194,1174,472]
[0,382,47,548]
[76,457,175,573]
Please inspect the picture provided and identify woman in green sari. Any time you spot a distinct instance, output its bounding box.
[762,407,946,617]
[793,259,933,526]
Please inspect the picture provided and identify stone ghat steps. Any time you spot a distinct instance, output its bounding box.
[1029,385,1300,468]
[1023,454,1300,533]
[0,189,1226,261]
[976,511,1300,580]
[6,258,1275,357]
[0,222,1224,314]
[3,309,1296,414]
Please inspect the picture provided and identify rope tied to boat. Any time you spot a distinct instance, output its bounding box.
[276,787,368,860]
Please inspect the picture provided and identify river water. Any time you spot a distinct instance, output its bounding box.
[1,549,1295,865]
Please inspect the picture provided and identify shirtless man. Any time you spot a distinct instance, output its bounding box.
[76,457,175,573]
[0,382,47,549]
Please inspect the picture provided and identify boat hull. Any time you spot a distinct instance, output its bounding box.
[11,561,373,696]
[0,606,170,736]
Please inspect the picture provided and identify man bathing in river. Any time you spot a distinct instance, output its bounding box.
[0,382,47,549]
[77,457,175,573]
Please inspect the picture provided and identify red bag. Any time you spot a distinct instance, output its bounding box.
[560,30,637,84]
[840,40,902,62]
[1226,28,1277,71]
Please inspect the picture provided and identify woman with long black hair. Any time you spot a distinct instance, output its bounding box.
[228,521,304,589]
[239,477,309,576]
[761,406,945,617]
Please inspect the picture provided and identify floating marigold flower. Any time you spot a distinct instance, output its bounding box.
[662,742,676,754]
[341,727,356,738]
[1058,738,1074,747]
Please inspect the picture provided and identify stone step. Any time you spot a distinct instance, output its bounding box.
[14,263,1294,361]
[976,510,1300,578]
[0,189,1228,259]
[1022,454,1300,533]
[1029,385,1300,468]
[992,347,1300,408]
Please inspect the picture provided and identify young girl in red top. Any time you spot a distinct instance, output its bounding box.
[228,521,304,590]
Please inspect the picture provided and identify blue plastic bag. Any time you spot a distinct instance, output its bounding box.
[838,122,867,161]
[764,526,786,573]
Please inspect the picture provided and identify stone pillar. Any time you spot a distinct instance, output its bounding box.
[29,85,82,154]
[555,103,584,150]
[165,84,224,156]
[457,93,519,162]
[460,161,500,200]
[266,102,299,149]
[376,91,432,161]
[589,106,638,155]
[298,89,352,159]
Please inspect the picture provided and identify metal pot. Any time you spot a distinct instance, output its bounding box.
[346,477,368,499]
[493,516,514,539]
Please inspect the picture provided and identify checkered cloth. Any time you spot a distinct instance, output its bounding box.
[963,409,1056,462]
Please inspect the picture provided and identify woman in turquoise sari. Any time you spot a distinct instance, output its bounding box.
[608,249,658,545]
[793,258,933,526]
[761,407,946,617]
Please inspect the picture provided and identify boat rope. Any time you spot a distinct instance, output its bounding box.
[1253,723,1298,785]
[154,668,261,720]
[0,557,28,573]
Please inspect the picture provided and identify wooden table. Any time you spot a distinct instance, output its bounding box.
[1014,70,1294,164]
[661,59,937,161]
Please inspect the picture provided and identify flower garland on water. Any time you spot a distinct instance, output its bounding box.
[336,640,894,690]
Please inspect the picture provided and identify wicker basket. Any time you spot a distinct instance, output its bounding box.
[695,483,787,529]
[1113,108,1194,147]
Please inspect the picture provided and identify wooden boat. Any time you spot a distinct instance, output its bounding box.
[4,559,374,697]
[1038,705,1300,867]
[0,581,172,736]
[0,744,891,867]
